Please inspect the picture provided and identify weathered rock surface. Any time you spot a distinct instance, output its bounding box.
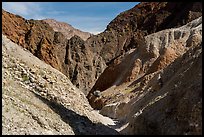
[88,17,202,135]
[2,34,119,135]
[43,19,91,41]
[2,9,104,94]
[123,41,202,135]
[86,2,202,102]
[2,2,202,95]
[88,16,202,109]
[63,35,106,93]
[2,2,202,135]
[86,2,202,64]
[2,9,62,71]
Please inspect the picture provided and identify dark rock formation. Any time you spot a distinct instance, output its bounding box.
[86,2,202,64]
[88,12,202,135]
[2,2,202,95]
[86,2,202,108]
[2,1,202,135]
[2,9,104,94]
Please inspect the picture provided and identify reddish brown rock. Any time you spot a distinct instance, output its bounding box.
[2,10,61,69]
[87,2,202,107]
[2,2,202,135]
[87,16,202,110]
[87,2,202,64]
[43,19,91,41]
[124,43,202,135]
[93,16,202,135]
[2,9,104,94]
[2,2,202,97]
[2,9,29,46]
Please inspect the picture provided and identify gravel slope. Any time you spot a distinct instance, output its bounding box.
[2,34,118,135]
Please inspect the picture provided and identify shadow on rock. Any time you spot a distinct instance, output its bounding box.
[33,92,119,135]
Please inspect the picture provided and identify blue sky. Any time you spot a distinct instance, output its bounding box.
[2,2,139,34]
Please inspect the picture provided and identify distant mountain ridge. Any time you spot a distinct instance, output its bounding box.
[43,19,92,41]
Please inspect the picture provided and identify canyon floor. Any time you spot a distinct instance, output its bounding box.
[2,2,202,135]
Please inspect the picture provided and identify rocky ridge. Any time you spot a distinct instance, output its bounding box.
[2,9,104,94]
[124,40,202,135]
[85,2,202,95]
[2,34,118,135]
[86,2,202,64]
[2,2,202,135]
[2,2,202,94]
[89,16,202,135]
[86,2,202,108]
[43,19,91,41]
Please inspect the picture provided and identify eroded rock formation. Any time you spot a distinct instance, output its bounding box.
[87,2,202,109]
[2,2,202,135]
[90,16,202,135]
[2,9,104,94]
[2,34,118,135]
[3,2,202,95]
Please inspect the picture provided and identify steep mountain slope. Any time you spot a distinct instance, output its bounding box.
[86,2,202,64]
[2,9,62,71]
[107,2,202,34]
[2,9,104,94]
[123,41,202,135]
[2,2,202,135]
[2,34,119,135]
[87,13,202,109]
[88,16,202,135]
[3,2,202,95]
[63,35,106,92]
[43,19,91,41]
[84,2,202,95]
